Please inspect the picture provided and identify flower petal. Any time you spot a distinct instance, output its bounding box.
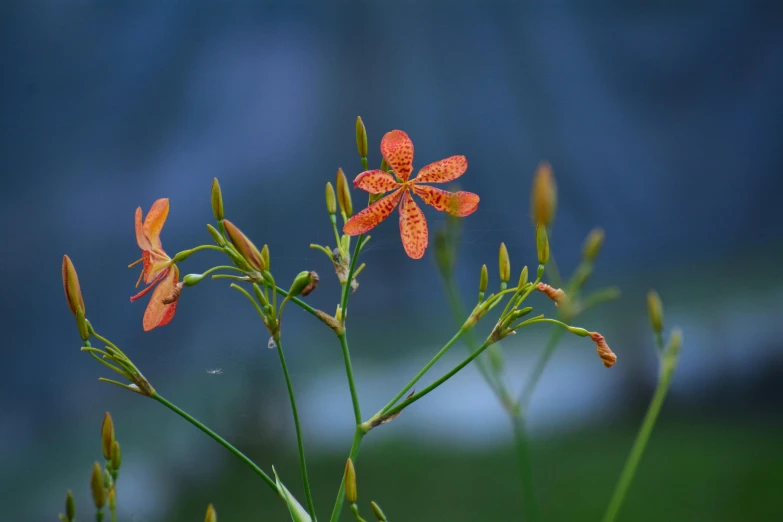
[353,170,402,194]
[343,189,403,235]
[399,191,429,259]
[135,207,152,251]
[380,130,415,181]
[413,155,467,184]
[412,185,480,217]
[142,266,178,331]
[142,198,169,251]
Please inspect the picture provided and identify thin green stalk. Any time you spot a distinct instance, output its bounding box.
[511,412,539,522]
[109,502,117,522]
[151,393,277,492]
[600,355,677,522]
[518,328,565,409]
[329,428,365,522]
[274,285,319,318]
[379,328,466,415]
[338,332,362,425]
[383,339,492,418]
[274,335,317,521]
[341,234,365,314]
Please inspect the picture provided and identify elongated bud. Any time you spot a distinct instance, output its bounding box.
[370,501,387,521]
[90,462,105,509]
[479,264,488,294]
[567,325,590,337]
[289,271,319,297]
[76,308,89,341]
[183,273,205,287]
[536,283,566,306]
[101,412,114,460]
[380,157,389,172]
[336,168,353,217]
[205,504,218,522]
[666,327,683,357]
[261,244,270,271]
[590,332,617,368]
[647,290,664,334]
[356,116,368,158]
[582,228,605,262]
[111,441,122,471]
[223,219,265,271]
[65,490,75,521]
[498,243,510,283]
[536,223,549,265]
[206,224,225,246]
[107,487,116,512]
[510,306,533,321]
[518,266,529,288]
[344,458,357,504]
[211,178,224,221]
[531,161,557,225]
[325,182,337,215]
[62,255,85,317]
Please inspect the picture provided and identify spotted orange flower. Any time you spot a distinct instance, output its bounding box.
[129,198,181,331]
[343,130,480,259]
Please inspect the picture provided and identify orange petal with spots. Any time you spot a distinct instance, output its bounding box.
[353,170,402,194]
[142,265,179,331]
[399,191,429,259]
[142,198,169,251]
[380,130,415,181]
[412,185,480,217]
[413,155,468,184]
[343,189,404,235]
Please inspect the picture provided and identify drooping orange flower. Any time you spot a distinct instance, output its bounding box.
[343,130,480,259]
[129,198,181,331]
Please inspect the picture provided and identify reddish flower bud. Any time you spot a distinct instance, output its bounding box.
[62,255,85,317]
[531,161,557,226]
[211,178,224,221]
[223,219,265,271]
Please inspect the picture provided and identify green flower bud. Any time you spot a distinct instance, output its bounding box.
[183,273,205,287]
[206,223,225,246]
[101,412,114,461]
[370,501,387,521]
[90,462,105,509]
[325,182,337,215]
[380,157,389,172]
[582,227,605,262]
[107,488,116,512]
[65,490,75,522]
[356,116,368,158]
[211,177,224,221]
[498,242,510,283]
[62,255,85,317]
[479,264,488,294]
[110,440,121,471]
[536,223,549,265]
[518,266,529,288]
[647,290,664,334]
[223,219,265,271]
[531,161,557,226]
[261,244,270,271]
[76,308,89,342]
[205,504,218,522]
[336,168,353,217]
[666,327,683,357]
[567,326,590,337]
[344,458,357,504]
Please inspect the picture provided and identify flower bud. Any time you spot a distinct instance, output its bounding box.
[344,458,357,504]
[567,325,590,337]
[356,116,368,158]
[111,441,122,471]
[536,223,549,265]
[206,223,225,246]
[531,161,557,225]
[288,271,319,297]
[211,177,224,221]
[65,490,75,521]
[62,255,85,317]
[498,243,510,283]
[101,412,114,461]
[325,182,337,215]
[107,488,116,512]
[205,504,218,522]
[76,309,89,342]
[666,327,683,357]
[336,168,353,217]
[261,244,271,271]
[479,264,488,294]
[370,501,387,521]
[518,266,529,288]
[90,462,105,509]
[582,228,605,262]
[380,157,389,172]
[223,219,265,271]
[647,290,664,334]
[183,273,205,287]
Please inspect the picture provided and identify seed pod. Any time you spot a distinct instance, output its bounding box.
[325,182,337,215]
[344,458,357,504]
[183,273,205,287]
[531,161,557,225]
[101,412,114,461]
[647,290,664,334]
[211,177,224,221]
[582,227,605,262]
[90,462,105,509]
[498,243,510,283]
[336,168,353,217]
[536,223,549,265]
[356,116,368,158]
[288,271,319,297]
[223,219,265,271]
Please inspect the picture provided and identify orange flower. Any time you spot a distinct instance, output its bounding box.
[343,130,479,259]
[129,198,181,331]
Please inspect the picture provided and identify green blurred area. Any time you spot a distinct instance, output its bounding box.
[164,418,783,522]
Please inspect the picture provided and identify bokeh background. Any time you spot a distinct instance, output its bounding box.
[3,3,783,521]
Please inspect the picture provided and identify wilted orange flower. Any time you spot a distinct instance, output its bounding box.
[129,198,181,331]
[343,130,479,259]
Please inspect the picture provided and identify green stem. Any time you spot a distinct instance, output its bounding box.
[110,502,117,522]
[274,335,317,521]
[382,339,492,418]
[274,285,319,318]
[151,393,277,492]
[329,428,365,522]
[338,332,362,425]
[341,234,365,314]
[511,412,539,522]
[379,328,466,415]
[96,509,104,522]
[518,328,565,409]
[600,356,677,522]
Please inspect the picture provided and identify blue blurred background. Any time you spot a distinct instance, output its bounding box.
[3,3,782,521]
